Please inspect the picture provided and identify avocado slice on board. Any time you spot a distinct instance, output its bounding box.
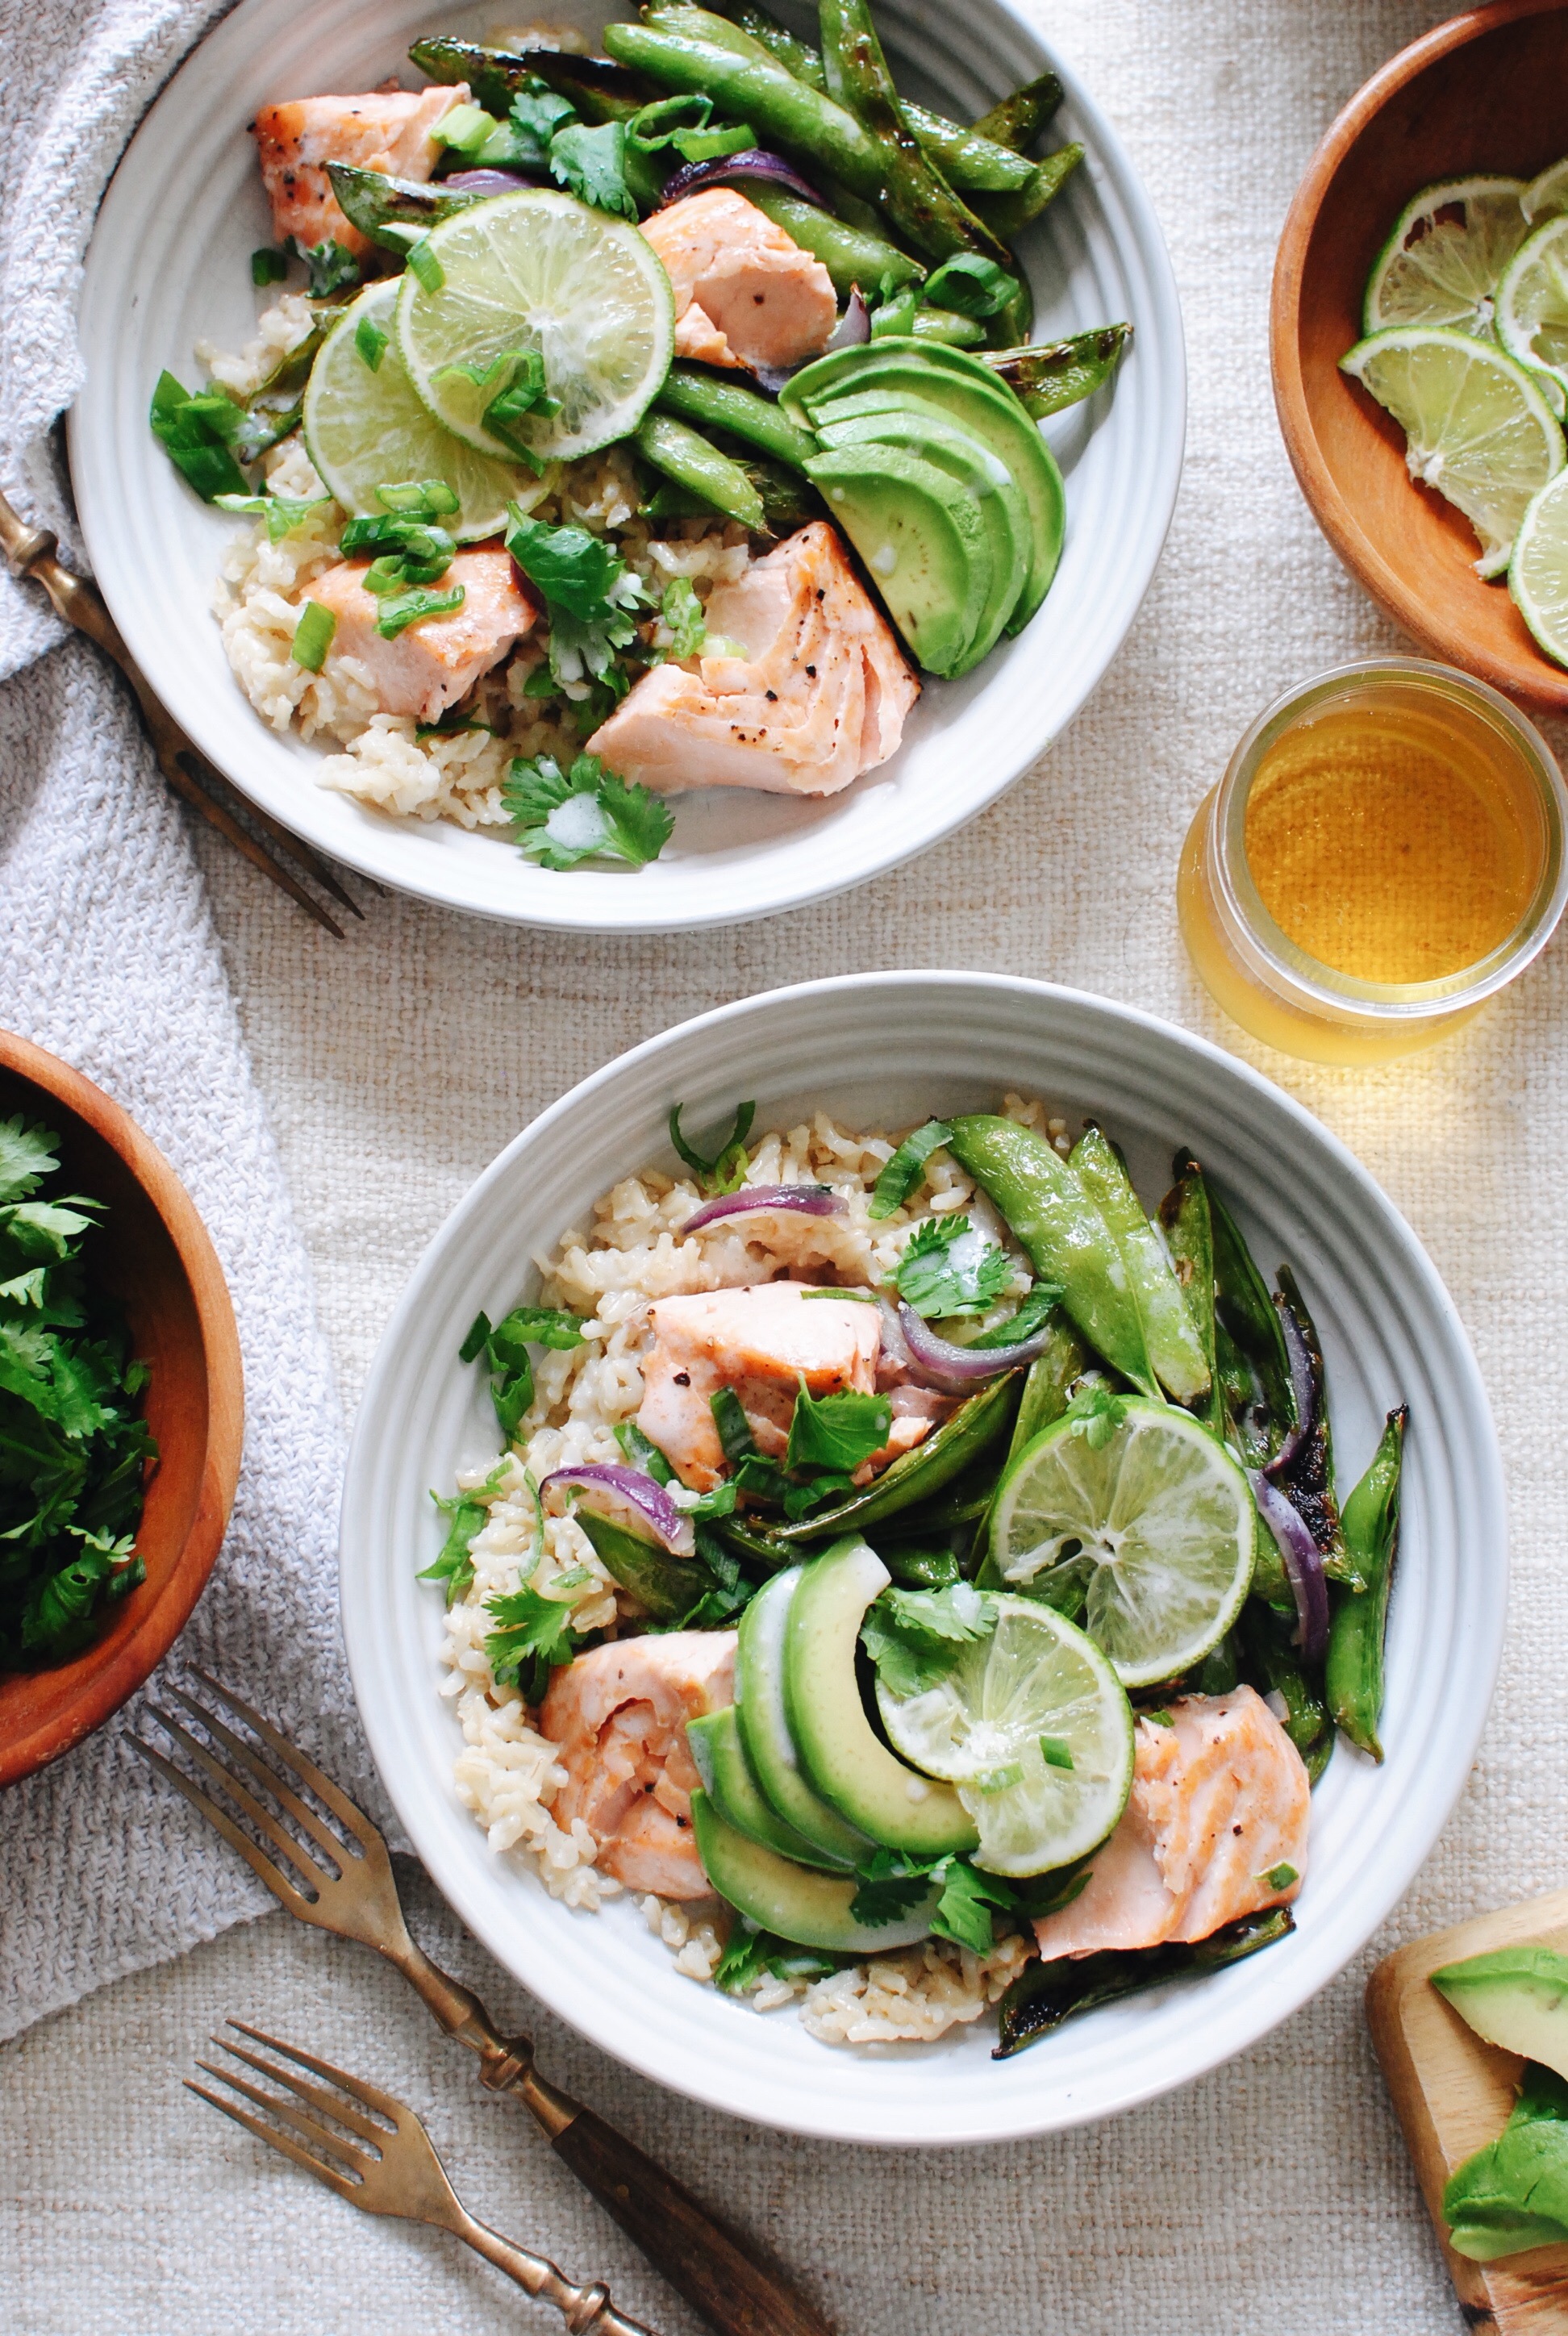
[784,1536,978,1858]
[813,407,1028,666]
[803,443,993,678]
[1432,1946,1568,2081]
[786,340,1065,631]
[733,1568,872,1868]
[690,1791,940,1953]
[687,1706,848,1872]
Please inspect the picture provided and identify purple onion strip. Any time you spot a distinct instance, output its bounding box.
[440,168,548,195]
[1264,1299,1317,1481]
[895,1297,1054,1392]
[658,148,828,211]
[826,286,871,352]
[1249,1470,1328,1663]
[540,1464,695,1558]
[683,1183,845,1233]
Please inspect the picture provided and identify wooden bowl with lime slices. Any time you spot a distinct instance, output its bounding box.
[1272,0,1568,712]
[0,1030,243,1787]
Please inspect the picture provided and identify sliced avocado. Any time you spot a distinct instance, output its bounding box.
[690,1791,939,1952]
[787,340,1065,631]
[784,1536,978,1857]
[686,1706,846,1872]
[1432,1946,1568,2080]
[812,407,1028,666]
[803,443,992,678]
[733,1568,869,1869]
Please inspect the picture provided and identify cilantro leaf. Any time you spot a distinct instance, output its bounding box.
[483,1579,581,1700]
[505,81,578,169]
[503,751,672,872]
[849,1846,941,1927]
[713,1919,843,1993]
[657,575,707,660]
[859,1583,996,1699]
[615,1418,674,1484]
[895,1214,1012,1319]
[1063,1379,1128,1450]
[286,235,361,298]
[548,119,638,219]
[931,1859,1015,1954]
[968,1281,1062,1349]
[0,1117,58,1208]
[419,1461,509,1606]
[461,1306,585,1441]
[786,1382,890,1476]
[504,511,644,624]
[148,371,250,502]
[593,770,674,868]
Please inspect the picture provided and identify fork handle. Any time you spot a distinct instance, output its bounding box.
[454,2209,661,2335]
[551,2108,834,2336]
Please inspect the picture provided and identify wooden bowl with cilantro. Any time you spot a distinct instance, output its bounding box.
[0,1029,242,1787]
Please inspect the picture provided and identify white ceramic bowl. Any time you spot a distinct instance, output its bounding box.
[340,973,1506,2146]
[72,0,1183,933]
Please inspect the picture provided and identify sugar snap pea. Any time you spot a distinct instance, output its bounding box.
[995,1906,1294,2056]
[910,305,986,348]
[778,1368,1020,1541]
[1007,1312,1087,1464]
[971,71,1065,154]
[1325,1407,1405,1761]
[410,35,648,123]
[653,364,819,471]
[633,412,766,530]
[1157,1150,1225,1436]
[575,1509,711,1621]
[970,141,1083,241]
[744,186,924,298]
[1070,1124,1210,1407]
[818,0,1009,263]
[984,323,1131,419]
[944,1116,1158,1397]
[879,1541,963,1590]
[1210,1185,1295,1466]
[1238,1601,1333,1783]
[1270,1266,1348,1577]
[326,163,480,253]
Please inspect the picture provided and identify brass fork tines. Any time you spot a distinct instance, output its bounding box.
[131,1674,836,2336]
[189,2023,659,2336]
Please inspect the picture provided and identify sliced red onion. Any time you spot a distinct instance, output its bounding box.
[440,168,548,195]
[826,286,872,351]
[1249,1470,1328,1664]
[658,148,829,211]
[683,1183,845,1233]
[540,1464,694,1558]
[895,1297,1053,1391]
[1264,1295,1317,1481]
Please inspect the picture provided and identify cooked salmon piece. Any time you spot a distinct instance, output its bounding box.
[252,86,469,256]
[540,1632,737,1896]
[640,190,837,373]
[588,523,919,797]
[307,545,537,723]
[636,1281,881,1491]
[1033,1687,1310,1960]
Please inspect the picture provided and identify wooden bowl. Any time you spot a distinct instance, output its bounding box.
[1272,0,1568,712]
[0,1031,243,1787]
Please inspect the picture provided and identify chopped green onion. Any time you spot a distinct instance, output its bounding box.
[431,101,500,159]
[1039,1734,1075,1771]
[869,1120,954,1218]
[522,666,558,699]
[291,600,336,671]
[1262,1863,1299,1891]
[406,237,444,293]
[355,317,388,372]
[213,491,332,543]
[252,246,288,286]
[974,1763,1024,1795]
[362,555,408,597]
[376,478,460,515]
[374,582,465,639]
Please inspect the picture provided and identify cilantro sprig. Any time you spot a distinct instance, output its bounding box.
[503,507,653,700]
[859,1582,996,1698]
[709,1377,891,1521]
[895,1214,1013,1320]
[503,751,673,871]
[461,1304,585,1441]
[483,1576,582,1703]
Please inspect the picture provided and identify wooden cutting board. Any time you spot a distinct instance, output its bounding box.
[1367,1888,1568,2332]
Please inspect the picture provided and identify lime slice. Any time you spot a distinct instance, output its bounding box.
[874,1595,1133,1877]
[1362,176,1528,338]
[1497,216,1568,417]
[1510,467,1568,667]
[302,280,551,540]
[395,189,674,464]
[1341,326,1565,577]
[1524,156,1568,224]
[986,1398,1253,1689]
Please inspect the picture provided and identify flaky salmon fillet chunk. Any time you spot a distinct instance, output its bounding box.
[540,1633,736,1897]
[252,86,468,256]
[636,1282,881,1491]
[307,545,537,724]
[587,522,919,796]
[1033,1687,1310,1960]
[640,189,837,373]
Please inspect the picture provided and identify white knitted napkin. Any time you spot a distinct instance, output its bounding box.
[0,0,388,2042]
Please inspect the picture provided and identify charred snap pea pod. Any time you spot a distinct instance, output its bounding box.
[777,1368,1020,1541]
[1325,1407,1406,1762]
[1157,1150,1225,1437]
[1238,1601,1334,1783]
[411,35,649,123]
[1209,1184,1296,1466]
[910,304,986,348]
[1270,1266,1348,1578]
[633,411,767,530]
[327,163,482,253]
[744,185,924,298]
[1007,1313,1088,1465]
[653,364,819,470]
[970,142,1083,242]
[699,0,1038,193]
[878,1541,963,1590]
[994,1905,1295,2057]
[575,1508,710,1621]
[945,1115,1158,1398]
[984,323,1131,419]
[1070,1124,1210,1408]
[708,1510,794,1573]
[1197,1629,1239,1696]
[972,71,1065,154]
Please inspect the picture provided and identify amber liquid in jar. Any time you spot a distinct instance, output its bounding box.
[1242,699,1543,985]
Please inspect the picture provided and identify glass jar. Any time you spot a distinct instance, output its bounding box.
[1178,657,1568,1065]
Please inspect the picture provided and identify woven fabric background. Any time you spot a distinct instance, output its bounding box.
[2,0,1559,2328]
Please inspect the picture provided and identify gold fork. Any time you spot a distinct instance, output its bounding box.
[131,1673,833,2336]
[190,2020,660,2334]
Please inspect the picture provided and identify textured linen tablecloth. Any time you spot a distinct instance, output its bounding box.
[2,1,1562,2330]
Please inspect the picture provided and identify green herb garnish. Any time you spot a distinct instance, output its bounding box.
[503,750,673,871]
[895,1214,1012,1320]
[213,492,332,543]
[921,253,1023,319]
[374,582,465,639]
[148,371,250,503]
[290,600,336,671]
[418,1458,510,1607]
[483,1578,581,1701]
[860,1582,995,1699]
[869,1120,953,1218]
[355,316,388,372]
[1262,1863,1299,1891]
[287,235,361,298]
[548,119,638,219]
[669,1099,755,1195]
[405,236,445,293]
[252,246,288,286]
[461,1304,585,1441]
